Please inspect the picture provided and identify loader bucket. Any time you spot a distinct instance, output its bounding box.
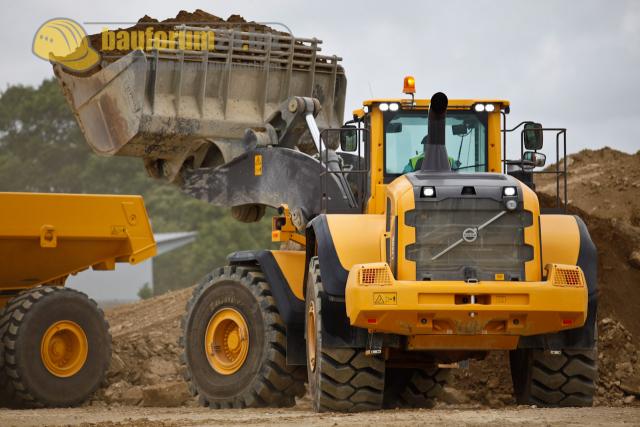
[54,29,347,182]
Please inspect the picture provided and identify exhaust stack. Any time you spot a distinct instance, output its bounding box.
[421,92,451,172]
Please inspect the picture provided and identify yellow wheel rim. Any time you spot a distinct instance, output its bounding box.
[307,301,317,372]
[204,308,250,375]
[40,320,88,378]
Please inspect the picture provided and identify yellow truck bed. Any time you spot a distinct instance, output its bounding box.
[0,192,156,296]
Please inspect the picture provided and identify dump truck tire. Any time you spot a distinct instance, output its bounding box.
[0,304,11,407]
[383,366,450,408]
[509,347,597,407]
[231,204,266,223]
[180,265,306,408]
[305,257,385,412]
[0,286,111,408]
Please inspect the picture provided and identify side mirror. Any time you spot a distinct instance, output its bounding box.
[523,122,543,150]
[339,126,358,152]
[386,122,403,133]
[523,151,546,170]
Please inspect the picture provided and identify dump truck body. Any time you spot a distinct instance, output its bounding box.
[0,192,156,303]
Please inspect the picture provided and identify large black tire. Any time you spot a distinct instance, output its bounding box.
[306,257,385,412]
[509,348,597,407]
[181,265,306,408]
[0,286,111,408]
[383,366,450,409]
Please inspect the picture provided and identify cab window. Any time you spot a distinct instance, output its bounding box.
[384,110,487,177]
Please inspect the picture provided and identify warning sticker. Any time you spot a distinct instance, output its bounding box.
[254,154,263,176]
[373,292,397,305]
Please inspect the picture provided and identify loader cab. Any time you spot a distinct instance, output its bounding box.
[332,78,566,216]
[345,97,509,215]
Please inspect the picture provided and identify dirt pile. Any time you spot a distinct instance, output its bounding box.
[536,147,640,223]
[87,10,285,66]
[597,317,640,405]
[91,287,196,407]
[96,148,640,408]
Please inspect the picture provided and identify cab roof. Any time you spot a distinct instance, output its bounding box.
[361,98,510,109]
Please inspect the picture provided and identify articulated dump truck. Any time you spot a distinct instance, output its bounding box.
[0,193,156,407]
[55,25,597,412]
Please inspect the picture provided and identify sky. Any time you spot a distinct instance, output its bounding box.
[2,0,639,157]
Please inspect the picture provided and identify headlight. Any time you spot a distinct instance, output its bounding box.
[503,186,517,197]
[379,103,389,112]
[505,199,518,211]
[363,105,370,113]
[421,186,436,197]
[389,102,399,111]
[473,103,497,112]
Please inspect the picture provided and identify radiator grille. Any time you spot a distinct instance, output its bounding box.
[406,198,533,281]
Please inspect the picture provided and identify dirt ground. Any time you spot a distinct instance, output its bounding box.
[1,406,639,427]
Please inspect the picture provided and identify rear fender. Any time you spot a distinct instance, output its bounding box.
[305,214,385,348]
[518,215,597,350]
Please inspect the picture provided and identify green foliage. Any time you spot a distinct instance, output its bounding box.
[137,283,153,300]
[0,78,272,294]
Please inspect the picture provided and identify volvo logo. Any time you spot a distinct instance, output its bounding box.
[462,227,478,242]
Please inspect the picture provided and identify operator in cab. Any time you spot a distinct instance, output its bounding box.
[402,135,455,173]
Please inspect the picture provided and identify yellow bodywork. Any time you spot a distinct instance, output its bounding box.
[312,178,589,351]
[0,192,156,305]
[345,262,588,350]
[540,214,581,266]
[268,95,590,353]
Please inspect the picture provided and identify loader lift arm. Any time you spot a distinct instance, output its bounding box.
[181,96,359,227]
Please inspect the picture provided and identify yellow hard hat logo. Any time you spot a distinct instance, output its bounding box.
[33,18,100,72]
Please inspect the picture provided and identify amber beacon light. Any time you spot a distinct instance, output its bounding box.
[403,75,416,94]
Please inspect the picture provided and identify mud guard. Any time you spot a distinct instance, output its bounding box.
[518,216,598,350]
[305,216,370,348]
[227,250,306,365]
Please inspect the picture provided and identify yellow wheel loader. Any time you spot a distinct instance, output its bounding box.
[55,24,597,411]
[0,193,156,407]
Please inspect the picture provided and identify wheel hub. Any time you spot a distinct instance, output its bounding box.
[204,308,250,375]
[307,301,317,372]
[40,320,88,378]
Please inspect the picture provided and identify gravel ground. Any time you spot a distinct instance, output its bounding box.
[1,406,639,427]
